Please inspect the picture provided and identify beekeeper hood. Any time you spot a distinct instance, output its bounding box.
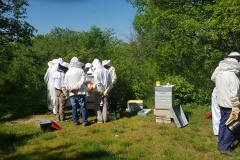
[92,58,104,70]
[48,59,57,67]
[102,60,111,66]
[57,61,69,73]
[84,63,93,72]
[70,56,84,68]
[61,62,69,68]
[218,52,240,74]
[57,57,63,64]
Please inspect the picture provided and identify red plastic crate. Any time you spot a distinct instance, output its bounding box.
[51,121,61,130]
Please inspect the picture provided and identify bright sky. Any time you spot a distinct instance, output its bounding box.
[26,0,137,42]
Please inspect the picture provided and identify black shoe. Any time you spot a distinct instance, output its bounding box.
[74,122,80,125]
[218,147,237,156]
[83,122,90,126]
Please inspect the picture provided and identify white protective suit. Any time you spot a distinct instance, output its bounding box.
[44,59,56,111]
[44,58,64,112]
[52,61,69,97]
[84,63,95,98]
[84,63,94,86]
[211,87,220,135]
[102,60,117,85]
[64,57,86,96]
[92,59,112,91]
[215,58,240,113]
[92,59,113,123]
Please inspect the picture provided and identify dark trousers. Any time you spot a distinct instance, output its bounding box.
[218,107,234,150]
[107,88,117,112]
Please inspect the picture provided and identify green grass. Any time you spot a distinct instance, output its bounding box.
[0,106,239,160]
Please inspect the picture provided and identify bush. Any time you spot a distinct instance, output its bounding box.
[163,75,195,105]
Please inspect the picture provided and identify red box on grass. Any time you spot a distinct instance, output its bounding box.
[40,120,61,131]
[51,121,61,130]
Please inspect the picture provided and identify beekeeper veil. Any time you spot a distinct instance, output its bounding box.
[70,56,84,68]
[92,58,104,70]
[218,52,240,75]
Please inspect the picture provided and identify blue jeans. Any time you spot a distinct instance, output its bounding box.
[70,95,88,124]
[218,107,234,150]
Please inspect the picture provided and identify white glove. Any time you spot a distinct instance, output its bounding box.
[103,83,113,97]
[96,83,104,95]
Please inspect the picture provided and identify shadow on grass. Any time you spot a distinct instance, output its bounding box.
[184,111,192,123]
[121,111,137,118]
[6,146,114,160]
[0,131,41,155]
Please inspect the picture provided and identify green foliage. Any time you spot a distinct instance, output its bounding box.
[124,0,240,110]
[1,0,240,119]
[0,43,47,120]
[0,0,36,45]
[163,75,195,105]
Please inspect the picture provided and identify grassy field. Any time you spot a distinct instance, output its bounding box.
[0,105,239,160]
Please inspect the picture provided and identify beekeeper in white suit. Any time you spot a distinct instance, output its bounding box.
[44,59,57,112]
[102,60,117,113]
[215,52,240,156]
[64,57,89,126]
[92,58,113,123]
[84,63,95,110]
[52,61,69,122]
[44,58,63,114]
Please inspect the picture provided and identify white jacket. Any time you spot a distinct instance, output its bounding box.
[64,67,86,96]
[108,66,117,85]
[215,58,240,113]
[52,71,65,90]
[92,59,112,90]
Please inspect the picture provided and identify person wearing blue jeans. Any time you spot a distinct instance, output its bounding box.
[64,56,89,126]
[70,95,88,125]
[214,52,240,157]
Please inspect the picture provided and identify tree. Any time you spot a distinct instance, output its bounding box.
[126,0,240,104]
[0,0,36,45]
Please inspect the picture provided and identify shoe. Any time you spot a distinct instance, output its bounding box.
[74,122,80,125]
[83,122,90,126]
[97,121,103,124]
[218,147,237,156]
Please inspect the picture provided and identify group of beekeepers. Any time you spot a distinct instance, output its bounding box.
[44,56,117,126]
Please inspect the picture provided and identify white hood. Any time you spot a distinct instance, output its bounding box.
[218,58,240,74]
[92,59,104,70]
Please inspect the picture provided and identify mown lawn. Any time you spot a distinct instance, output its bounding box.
[0,106,239,160]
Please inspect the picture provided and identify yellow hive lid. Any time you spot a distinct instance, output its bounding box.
[128,100,143,104]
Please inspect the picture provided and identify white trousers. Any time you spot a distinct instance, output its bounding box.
[211,87,221,135]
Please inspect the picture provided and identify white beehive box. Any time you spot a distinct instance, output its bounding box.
[126,100,143,112]
[155,85,175,108]
[155,116,172,124]
[154,108,172,118]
